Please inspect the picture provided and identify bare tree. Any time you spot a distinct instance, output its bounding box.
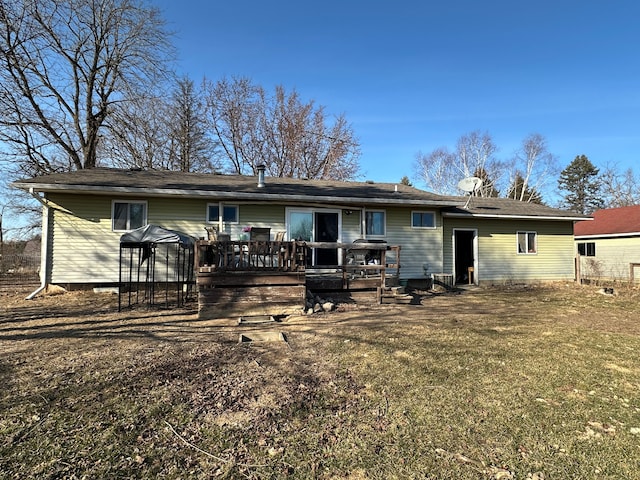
[506,133,558,203]
[0,187,41,242]
[600,163,640,207]
[166,77,217,173]
[104,93,173,170]
[204,77,360,180]
[414,131,501,195]
[413,148,457,194]
[0,0,174,177]
[264,86,360,180]
[204,77,263,174]
[456,131,502,196]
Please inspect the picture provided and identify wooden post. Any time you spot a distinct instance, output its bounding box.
[629,263,640,284]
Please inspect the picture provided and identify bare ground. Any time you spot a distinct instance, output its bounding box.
[1,283,640,479]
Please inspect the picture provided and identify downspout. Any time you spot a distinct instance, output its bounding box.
[26,188,50,300]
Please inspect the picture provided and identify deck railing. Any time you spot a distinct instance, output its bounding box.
[196,240,308,273]
[196,240,400,281]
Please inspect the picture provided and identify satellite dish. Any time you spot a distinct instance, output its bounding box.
[457,176,483,193]
[458,176,483,209]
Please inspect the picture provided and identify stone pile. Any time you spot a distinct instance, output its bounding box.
[304,290,335,315]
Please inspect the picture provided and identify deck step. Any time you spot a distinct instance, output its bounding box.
[381,293,413,304]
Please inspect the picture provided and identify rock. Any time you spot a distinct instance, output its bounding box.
[322,301,335,312]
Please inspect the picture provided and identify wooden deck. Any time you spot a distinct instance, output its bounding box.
[195,240,401,318]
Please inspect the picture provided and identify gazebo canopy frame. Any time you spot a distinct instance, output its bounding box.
[118,225,195,311]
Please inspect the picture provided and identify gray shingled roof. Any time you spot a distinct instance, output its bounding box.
[442,195,591,220]
[13,168,457,207]
[13,168,590,219]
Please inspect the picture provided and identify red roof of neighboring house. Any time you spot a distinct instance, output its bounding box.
[574,205,640,237]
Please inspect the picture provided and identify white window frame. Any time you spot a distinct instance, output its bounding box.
[285,207,343,266]
[286,207,314,242]
[112,200,147,232]
[364,209,386,237]
[411,210,436,229]
[517,231,537,255]
[206,203,239,224]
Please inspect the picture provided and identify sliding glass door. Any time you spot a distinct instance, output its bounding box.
[315,212,339,266]
[287,208,341,267]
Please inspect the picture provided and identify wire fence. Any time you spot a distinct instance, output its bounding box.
[0,253,41,293]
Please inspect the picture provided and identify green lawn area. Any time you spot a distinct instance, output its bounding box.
[1,284,639,479]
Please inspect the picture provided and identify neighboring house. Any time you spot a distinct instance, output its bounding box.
[574,205,640,282]
[13,167,589,292]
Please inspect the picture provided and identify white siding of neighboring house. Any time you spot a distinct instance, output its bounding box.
[443,217,575,284]
[576,236,640,282]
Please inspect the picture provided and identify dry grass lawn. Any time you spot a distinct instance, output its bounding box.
[1,283,640,479]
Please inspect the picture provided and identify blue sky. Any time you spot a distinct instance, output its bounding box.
[155,0,640,189]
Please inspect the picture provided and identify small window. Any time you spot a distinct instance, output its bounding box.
[112,201,147,231]
[365,210,386,236]
[517,231,537,254]
[412,211,436,228]
[578,242,596,257]
[207,204,238,224]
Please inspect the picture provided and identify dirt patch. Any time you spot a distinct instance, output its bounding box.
[2,284,640,479]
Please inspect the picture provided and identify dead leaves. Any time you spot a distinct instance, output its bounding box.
[578,420,619,441]
[433,447,550,479]
[434,447,517,479]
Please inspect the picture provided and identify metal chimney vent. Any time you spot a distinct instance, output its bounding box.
[257,164,266,188]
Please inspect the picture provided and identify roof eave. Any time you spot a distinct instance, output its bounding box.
[15,182,461,208]
[442,212,592,221]
[575,232,640,239]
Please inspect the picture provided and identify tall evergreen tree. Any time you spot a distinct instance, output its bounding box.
[473,167,499,197]
[557,155,604,214]
[507,172,543,204]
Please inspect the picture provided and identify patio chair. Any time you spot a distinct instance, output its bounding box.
[272,231,287,268]
[204,226,218,241]
[250,227,271,241]
[249,227,271,266]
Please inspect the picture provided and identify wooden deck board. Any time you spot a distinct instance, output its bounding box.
[195,240,401,318]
